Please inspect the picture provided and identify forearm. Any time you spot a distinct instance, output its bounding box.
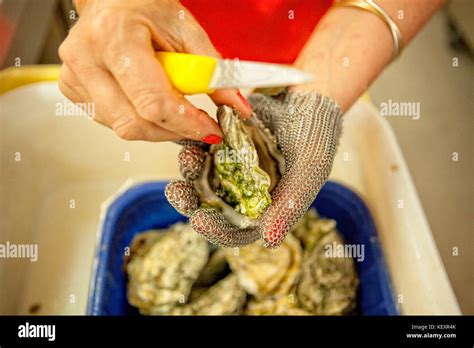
[292,0,444,112]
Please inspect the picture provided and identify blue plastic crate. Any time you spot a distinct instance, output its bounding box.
[87,180,398,315]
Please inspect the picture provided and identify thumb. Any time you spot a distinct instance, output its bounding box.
[180,12,252,119]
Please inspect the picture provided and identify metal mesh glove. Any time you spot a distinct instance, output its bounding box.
[166,91,342,248]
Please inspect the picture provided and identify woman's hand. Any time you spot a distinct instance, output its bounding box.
[58,0,251,143]
[165,90,343,248]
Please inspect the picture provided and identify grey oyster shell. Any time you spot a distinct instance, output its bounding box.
[193,248,229,287]
[194,105,285,228]
[170,274,246,315]
[126,210,359,316]
[293,209,359,315]
[245,295,312,316]
[126,223,209,315]
[224,233,302,300]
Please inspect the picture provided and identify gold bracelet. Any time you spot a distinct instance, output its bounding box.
[333,0,404,60]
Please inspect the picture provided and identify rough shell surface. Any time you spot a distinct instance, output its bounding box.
[126,223,209,315]
[169,274,246,315]
[224,233,302,299]
[294,211,359,315]
[245,295,312,316]
[126,210,359,316]
[193,248,229,287]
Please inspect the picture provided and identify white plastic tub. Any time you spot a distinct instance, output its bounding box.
[0,72,460,314]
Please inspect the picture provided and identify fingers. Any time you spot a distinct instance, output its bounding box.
[165,180,200,217]
[113,116,183,142]
[59,1,235,143]
[94,74,183,142]
[171,11,253,120]
[258,181,301,249]
[174,139,208,148]
[177,145,206,181]
[60,41,183,142]
[165,180,262,247]
[247,92,287,134]
[190,209,261,247]
[209,89,253,120]
[58,65,90,103]
[258,163,328,248]
[102,32,223,141]
[64,58,184,141]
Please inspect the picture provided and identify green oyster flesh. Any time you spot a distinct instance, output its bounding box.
[213,106,272,219]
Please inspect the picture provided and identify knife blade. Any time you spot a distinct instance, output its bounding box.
[208,58,313,89]
[156,52,313,95]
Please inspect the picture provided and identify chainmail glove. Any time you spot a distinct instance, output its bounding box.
[166,91,342,248]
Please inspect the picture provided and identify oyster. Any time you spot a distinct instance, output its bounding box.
[193,248,229,287]
[125,210,360,316]
[291,208,337,251]
[188,286,208,302]
[293,210,359,315]
[170,274,246,315]
[224,233,302,300]
[126,223,209,315]
[194,106,285,228]
[245,295,312,316]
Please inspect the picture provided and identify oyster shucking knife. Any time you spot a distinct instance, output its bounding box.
[156,51,313,95]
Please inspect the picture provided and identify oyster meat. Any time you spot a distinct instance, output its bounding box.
[224,233,302,300]
[126,223,209,315]
[194,106,285,228]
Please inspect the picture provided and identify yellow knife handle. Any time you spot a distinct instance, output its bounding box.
[156,51,217,95]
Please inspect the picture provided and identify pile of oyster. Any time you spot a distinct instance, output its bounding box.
[126,208,359,315]
[191,105,285,228]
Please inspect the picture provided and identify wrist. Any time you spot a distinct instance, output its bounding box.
[291,5,393,113]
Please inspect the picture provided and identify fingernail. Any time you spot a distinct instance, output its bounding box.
[202,134,222,144]
[237,91,252,111]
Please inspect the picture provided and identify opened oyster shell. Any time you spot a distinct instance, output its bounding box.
[194,106,285,228]
[126,223,208,315]
[224,233,302,300]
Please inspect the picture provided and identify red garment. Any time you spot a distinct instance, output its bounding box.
[0,14,14,67]
[181,0,333,64]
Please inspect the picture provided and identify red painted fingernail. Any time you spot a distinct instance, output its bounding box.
[202,134,222,144]
[237,91,252,111]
